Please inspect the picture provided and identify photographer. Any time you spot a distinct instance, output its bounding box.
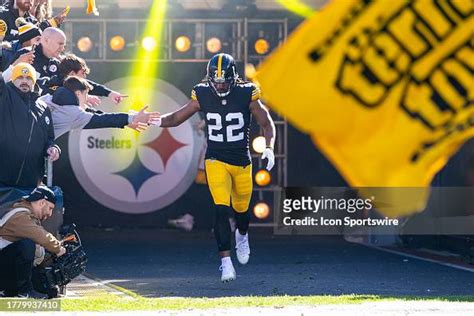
[0,186,65,298]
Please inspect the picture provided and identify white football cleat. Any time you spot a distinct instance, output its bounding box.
[219,257,236,283]
[235,229,250,265]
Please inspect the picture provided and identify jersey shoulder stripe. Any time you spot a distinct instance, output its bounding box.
[194,82,209,89]
[234,81,261,101]
[235,81,254,88]
[251,85,261,101]
[191,82,209,100]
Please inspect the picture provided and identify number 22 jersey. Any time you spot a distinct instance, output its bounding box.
[191,81,261,166]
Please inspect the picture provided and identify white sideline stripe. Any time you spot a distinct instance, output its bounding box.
[81,275,133,296]
[65,274,134,298]
[370,245,474,273]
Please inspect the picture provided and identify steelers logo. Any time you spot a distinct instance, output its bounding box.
[68,77,205,214]
[14,18,23,28]
[0,20,7,36]
[49,65,57,73]
[21,67,30,75]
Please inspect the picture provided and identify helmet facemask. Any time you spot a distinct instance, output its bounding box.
[207,54,238,98]
[209,75,235,98]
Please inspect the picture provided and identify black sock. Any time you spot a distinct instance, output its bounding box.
[214,205,231,252]
[234,210,250,235]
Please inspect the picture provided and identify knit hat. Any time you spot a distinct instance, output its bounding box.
[17,18,42,45]
[12,63,37,84]
[24,186,57,205]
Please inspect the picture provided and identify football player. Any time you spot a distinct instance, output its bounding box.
[156,53,275,282]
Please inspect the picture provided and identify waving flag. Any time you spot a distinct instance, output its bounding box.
[256,0,473,216]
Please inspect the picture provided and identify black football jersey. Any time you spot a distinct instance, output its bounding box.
[192,81,260,166]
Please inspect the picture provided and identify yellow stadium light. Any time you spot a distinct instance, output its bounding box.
[253,202,270,219]
[245,63,257,79]
[142,36,157,52]
[254,38,270,55]
[206,37,222,53]
[175,35,191,52]
[110,35,126,51]
[255,169,271,186]
[252,136,266,153]
[77,36,93,53]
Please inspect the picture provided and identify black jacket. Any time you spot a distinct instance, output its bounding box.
[0,78,59,188]
[0,1,53,42]
[13,44,59,78]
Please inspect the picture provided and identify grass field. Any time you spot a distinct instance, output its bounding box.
[57,294,474,311]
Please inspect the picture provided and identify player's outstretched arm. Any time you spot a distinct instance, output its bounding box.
[159,99,201,128]
[250,99,276,170]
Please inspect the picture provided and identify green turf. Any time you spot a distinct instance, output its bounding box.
[56,294,474,311]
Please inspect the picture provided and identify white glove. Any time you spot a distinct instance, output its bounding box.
[149,117,162,127]
[33,245,45,267]
[261,148,275,171]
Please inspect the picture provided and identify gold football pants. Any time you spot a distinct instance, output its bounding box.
[205,159,252,213]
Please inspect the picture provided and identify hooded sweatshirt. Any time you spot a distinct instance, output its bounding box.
[39,87,131,139]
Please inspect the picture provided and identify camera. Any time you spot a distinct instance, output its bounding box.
[32,224,88,298]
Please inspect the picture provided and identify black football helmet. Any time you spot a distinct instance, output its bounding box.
[206,53,238,98]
